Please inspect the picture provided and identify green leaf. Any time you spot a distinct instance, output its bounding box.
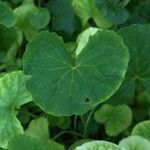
[0,71,32,149]
[109,24,150,105]
[74,140,123,150]
[23,29,129,116]
[0,1,15,28]
[131,120,150,140]
[14,4,37,41]
[76,27,100,56]
[96,0,129,24]
[94,104,114,124]
[25,117,65,150]
[94,104,132,136]
[137,91,150,108]
[46,0,80,37]
[25,117,49,143]
[27,8,50,30]
[68,139,91,150]
[46,140,64,150]
[0,25,17,52]
[72,0,112,28]
[8,135,46,150]
[119,135,150,150]
[14,3,50,41]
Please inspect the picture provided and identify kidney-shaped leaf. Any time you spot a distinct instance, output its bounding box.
[74,140,123,150]
[109,24,150,105]
[131,120,150,140]
[0,71,32,149]
[119,135,150,150]
[0,1,15,28]
[23,30,129,116]
[94,104,132,136]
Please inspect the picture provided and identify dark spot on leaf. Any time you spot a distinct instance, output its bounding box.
[85,98,90,103]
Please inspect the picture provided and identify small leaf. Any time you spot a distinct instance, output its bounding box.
[25,117,49,143]
[96,0,129,24]
[74,140,123,150]
[27,8,50,30]
[131,120,150,140]
[119,135,150,150]
[8,135,46,150]
[0,1,15,28]
[25,117,65,150]
[14,3,50,41]
[72,0,112,28]
[94,104,132,136]
[23,29,129,116]
[0,71,32,149]
[94,104,114,124]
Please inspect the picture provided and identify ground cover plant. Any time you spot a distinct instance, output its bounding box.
[0,0,150,149]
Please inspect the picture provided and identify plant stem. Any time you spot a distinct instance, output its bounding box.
[80,115,86,130]
[52,131,84,140]
[83,108,95,137]
[74,115,78,131]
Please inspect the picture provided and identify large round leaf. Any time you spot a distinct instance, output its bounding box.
[109,24,150,105]
[74,140,122,150]
[23,30,129,116]
[131,120,150,140]
[0,71,32,149]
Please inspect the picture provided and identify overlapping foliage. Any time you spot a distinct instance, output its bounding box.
[0,0,149,149]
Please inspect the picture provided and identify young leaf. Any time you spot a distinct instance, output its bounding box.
[94,104,114,124]
[0,1,15,28]
[109,24,150,105]
[25,117,49,143]
[14,3,50,41]
[131,120,150,140]
[119,135,150,150]
[8,135,46,150]
[94,104,132,136]
[23,29,129,116]
[25,117,65,150]
[0,71,32,149]
[72,0,112,28]
[74,140,123,150]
